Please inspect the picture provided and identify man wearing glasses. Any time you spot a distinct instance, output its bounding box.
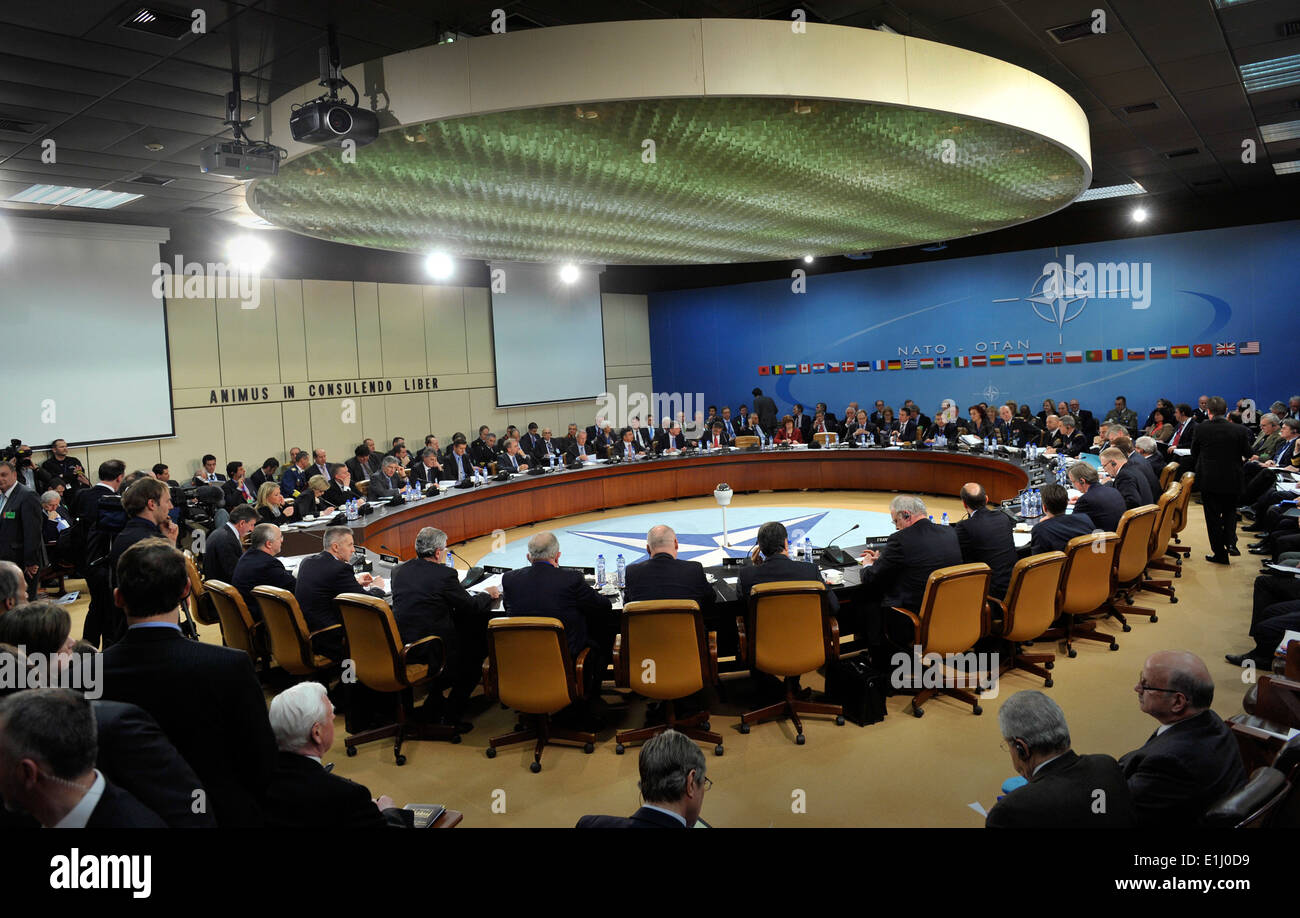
[1117,651,1246,826]
[576,729,710,828]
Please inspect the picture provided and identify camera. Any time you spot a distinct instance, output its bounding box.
[1,439,34,469]
[170,483,224,529]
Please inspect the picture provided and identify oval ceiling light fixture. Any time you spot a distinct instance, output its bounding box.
[803,255,814,263]
[424,251,454,279]
[226,234,272,272]
[251,20,1092,265]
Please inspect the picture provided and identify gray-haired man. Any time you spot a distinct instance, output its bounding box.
[576,729,709,828]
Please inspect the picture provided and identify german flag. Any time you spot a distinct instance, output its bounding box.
[887,359,903,371]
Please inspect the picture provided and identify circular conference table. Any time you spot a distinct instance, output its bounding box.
[285,447,1031,561]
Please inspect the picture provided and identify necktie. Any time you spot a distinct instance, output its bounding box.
[713,436,720,447]
[0,491,7,516]
[726,421,733,437]
[1171,424,1183,447]
[579,446,585,457]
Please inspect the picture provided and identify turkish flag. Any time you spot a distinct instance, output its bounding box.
[1192,343,1213,357]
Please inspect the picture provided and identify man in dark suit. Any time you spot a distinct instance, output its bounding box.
[71,460,125,646]
[502,530,614,701]
[41,439,90,495]
[100,538,277,826]
[1068,399,1096,441]
[1100,446,1153,509]
[265,682,409,828]
[294,527,385,661]
[1047,416,1088,458]
[577,729,707,828]
[344,446,373,484]
[954,484,1017,599]
[0,460,44,601]
[858,496,960,645]
[1166,402,1197,472]
[441,441,477,483]
[407,448,445,489]
[1119,651,1246,826]
[1118,436,1161,495]
[1067,463,1126,533]
[654,423,686,453]
[565,430,600,464]
[869,400,887,428]
[1239,418,1299,509]
[103,478,181,647]
[191,453,227,487]
[751,387,778,434]
[0,688,166,828]
[203,504,256,584]
[1133,436,1169,483]
[986,690,1131,827]
[279,450,313,499]
[222,461,257,509]
[624,525,715,613]
[367,456,405,499]
[791,404,813,443]
[520,423,545,457]
[701,421,731,451]
[231,523,297,619]
[1191,396,1254,563]
[497,438,532,472]
[391,526,499,728]
[324,464,365,507]
[247,457,279,492]
[897,407,920,444]
[590,423,616,458]
[533,427,565,467]
[1026,484,1096,555]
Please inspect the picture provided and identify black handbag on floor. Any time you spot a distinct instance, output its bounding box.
[824,658,888,726]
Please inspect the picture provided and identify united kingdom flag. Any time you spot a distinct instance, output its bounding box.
[1216,342,1237,356]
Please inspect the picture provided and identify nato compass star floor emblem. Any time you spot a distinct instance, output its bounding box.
[568,511,830,567]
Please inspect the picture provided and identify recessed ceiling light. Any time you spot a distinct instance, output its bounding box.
[1131,207,1148,222]
[1240,54,1300,94]
[1260,119,1300,143]
[144,141,164,152]
[6,184,142,209]
[424,251,454,279]
[1075,181,1146,202]
[802,255,813,263]
[559,263,579,283]
[1273,160,1300,175]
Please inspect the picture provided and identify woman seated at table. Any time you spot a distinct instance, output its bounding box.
[295,475,332,517]
[1145,407,1173,443]
[968,404,995,440]
[877,406,900,439]
[255,480,295,524]
[774,414,803,444]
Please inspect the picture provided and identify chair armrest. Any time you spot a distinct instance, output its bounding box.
[399,634,444,678]
[735,616,747,666]
[572,646,591,698]
[985,598,1005,636]
[308,623,343,640]
[612,633,625,688]
[707,630,719,682]
[482,659,497,701]
[891,606,922,630]
[826,616,840,662]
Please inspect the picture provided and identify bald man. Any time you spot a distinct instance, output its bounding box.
[1117,651,1245,826]
[952,483,1017,600]
[623,525,715,615]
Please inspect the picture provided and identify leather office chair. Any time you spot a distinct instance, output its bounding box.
[183,550,219,626]
[732,435,759,449]
[1103,505,1160,631]
[892,563,992,716]
[1048,532,1120,657]
[736,581,845,743]
[205,579,264,664]
[253,585,342,678]
[813,431,838,447]
[613,600,723,756]
[990,552,1066,688]
[1203,767,1292,828]
[1139,483,1182,598]
[334,593,459,765]
[1275,734,1300,780]
[1158,462,1179,490]
[354,480,369,496]
[483,616,595,772]
[1165,472,1195,558]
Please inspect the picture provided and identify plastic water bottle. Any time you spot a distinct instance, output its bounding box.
[445,549,455,570]
[1019,490,1028,517]
[596,554,606,587]
[928,514,934,523]
[1032,489,1041,518]
[804,536,813,562]
[616,554,626,588]
[941,512,949,525]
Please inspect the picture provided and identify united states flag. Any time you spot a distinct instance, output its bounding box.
[1240,340,1260,355]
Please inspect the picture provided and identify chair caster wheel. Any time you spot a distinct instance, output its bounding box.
[345,745,357,757]
[1067,648,1077,659]
[615,744,625,755]
[700,721,710,731]
[911,705,924,718]
[485,746,497,758]
[1150,615,1158,623]
[714,744,724,756]
[450,733,462,744]
[1174,571,1181,578]
[513,722,523,732]
[1044,661,1054,670]
[1109,643,1119,651]
[583,743,594,754]
[739,722,750,734]
[795,733,806,745]
[835,715,845,726]
[530,761,541,773]
[972,705,983,715]
[1044,677,1054,688]
[395,754,407,766]
[1170,597,1178,604]
[1121,624,1131,632]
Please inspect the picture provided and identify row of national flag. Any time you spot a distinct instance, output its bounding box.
[757,341,1260,375]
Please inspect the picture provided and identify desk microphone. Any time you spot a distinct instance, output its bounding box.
[820,524,859,567]
[377,544,402,565]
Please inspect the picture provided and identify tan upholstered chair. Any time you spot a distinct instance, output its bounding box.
[736,581,844,743]
[1158,462,1179,490]
[334,593,458,765]
[1051,532,1120,657]
[253,585,342,677]
[733,435,760,449]
[205,579,265,664]
[354,479,369,496]
[183,550,218,626]
[613,600,723,756]
[813,431,838,447]
[1103,505,1160,630]
[1165,471,1195,559]
[990,552,1066,688]
[1139,483,1182,600]
[892,563,992,716]
[483,617,595,772]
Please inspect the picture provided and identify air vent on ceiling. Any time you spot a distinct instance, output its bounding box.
[0,118,45,135]
[1047,18,1100,44]
[180,205,218,214]
[1282,19,1300,37]
[1122,101,1160,115]
[126,173,174,186]
[1163,147,1200,158]
[119,5,194,39]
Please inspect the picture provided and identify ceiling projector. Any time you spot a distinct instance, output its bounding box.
[198,140,283,180]
[289,99,378,147]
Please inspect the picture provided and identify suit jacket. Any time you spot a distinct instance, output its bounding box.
[737,553,839,614]
[232,548,297,618]
[280,465,309,498]
[264,751,405,829]
[498,449,529,472]
[590,431,616,457]
[1130,454,1161,500]
[702,430,732,450]
[1112,462,1154,508]
[344,457,373,483]
[85,779,168,828]
[100,625,277,827]
[1104,408,1139,431]
[222,478,256,509]
[295,491,333,519]
[0,481,43,567]
[408,462,443,488]
[192,471,227,487]
[248,468,274,491]
[533,437,566,465]
[792,414,813,442]
[565,441,600,463]
[92,699,216,828]
[654,431,686,452]
[1049,430,1089,457]
[501,561,612,655]
[441,451,476,482]
[623,552,714,615]
[324,481,363,506]
[1118,710,1247,827]
[391,558,493,650]
[859,519,962,612]
[954,508,1018,599]
[1027,512,1095,555]
[367,471,403,499]
[520,432,545,456]
[108,516,165,590]
[204,522,244,584]
[985,751,1132,828]
[295,551,381,658]
[1074,485,1126,533]
[1167,419,1196,450]
[576,805,688,828]
[1191,418,1254,494]
[752,394,778,430]
[1251,431,1283,461]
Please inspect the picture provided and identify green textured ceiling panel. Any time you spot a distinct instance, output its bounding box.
[248,97,1087,265]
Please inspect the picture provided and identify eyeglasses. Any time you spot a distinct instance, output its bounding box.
[1137,678,1179,695]
[699,775,713,791]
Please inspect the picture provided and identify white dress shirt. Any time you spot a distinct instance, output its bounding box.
[53,770,106,828]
